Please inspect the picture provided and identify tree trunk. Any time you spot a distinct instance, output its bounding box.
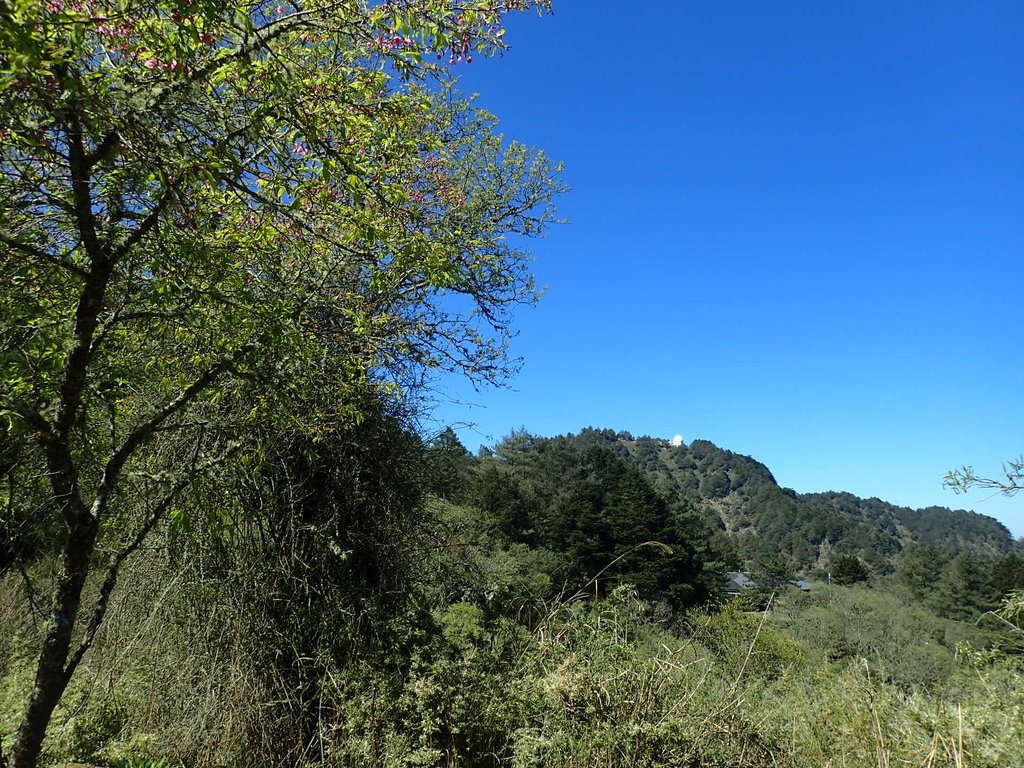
[10,513,98,768]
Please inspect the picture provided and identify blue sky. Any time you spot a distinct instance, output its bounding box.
[429,1,1024,536]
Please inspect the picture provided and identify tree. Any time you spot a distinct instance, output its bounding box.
[996,589,1024,652]
[992,553,1024,597]
[934,552,1000,621]
[751,555,795,591]
[208,402,430,761]
[896,544,949,604]
[830,554,869,585]
[426,426,475,501]
[0,1,559,764]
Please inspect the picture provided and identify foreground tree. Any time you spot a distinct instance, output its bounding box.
[0,1,559,764]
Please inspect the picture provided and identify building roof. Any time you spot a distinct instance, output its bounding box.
[722,571,758,593]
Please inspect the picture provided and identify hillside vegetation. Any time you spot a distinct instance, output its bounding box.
[3,2,1021,766]
[571,429,1018,578]
[3,425,1023,767]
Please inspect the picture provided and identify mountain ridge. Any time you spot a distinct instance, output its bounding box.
[562,427,1018,571]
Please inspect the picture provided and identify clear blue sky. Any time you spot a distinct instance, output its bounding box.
[429,1,1024,537]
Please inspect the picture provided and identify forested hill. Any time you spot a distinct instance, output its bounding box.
[559,428,1018,573]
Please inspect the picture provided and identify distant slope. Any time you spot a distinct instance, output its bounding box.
[567,428,1017,573]
[800,491,1014,557]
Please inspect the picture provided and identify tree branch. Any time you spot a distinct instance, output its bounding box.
[945,458,1024,497]
[54,106,114,439]
[108,181,178,264]
[0,233,87,279]
[93,341,256,515]
[63,442,239,683]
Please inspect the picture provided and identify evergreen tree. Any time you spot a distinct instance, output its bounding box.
[831,554,870,585]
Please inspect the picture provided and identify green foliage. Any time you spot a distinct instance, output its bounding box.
[894,504,1015,554]
[962,589,1024,659]
[1000,589,1024,632]
[896,545,1004,621]
[60,697,128,764]
[468,433,729,609]
[940,552,1003,621]
[6,544,1024,768]
[6,1,1023,762]
[575,432,1016,575]
[512,587,795,768]
[831,553,870,585]
[180,405,431,764]
[993,552,1024,596]
[425,428,476,503]
[107,759,174,768]
[751,554,796,590]
[325,602,537,768]
[0,2,562,762]
[768,586,996,691]
[426,498,561,624]
[688,598,807,682]
[470,461,540,546]
[897,544,949,600]
[946,456,1024,497]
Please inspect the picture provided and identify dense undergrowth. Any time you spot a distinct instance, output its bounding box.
[2,543,1023,767]
[3,429,1023,766]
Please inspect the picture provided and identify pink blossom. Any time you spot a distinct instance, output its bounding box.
[144,58,159,69]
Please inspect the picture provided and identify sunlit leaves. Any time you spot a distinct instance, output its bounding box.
[1,0,562,515]
[2,4,560,761]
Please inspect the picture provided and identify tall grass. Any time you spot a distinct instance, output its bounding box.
[3,566,1023,767]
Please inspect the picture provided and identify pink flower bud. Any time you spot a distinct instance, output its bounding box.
[144,58,159,69]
